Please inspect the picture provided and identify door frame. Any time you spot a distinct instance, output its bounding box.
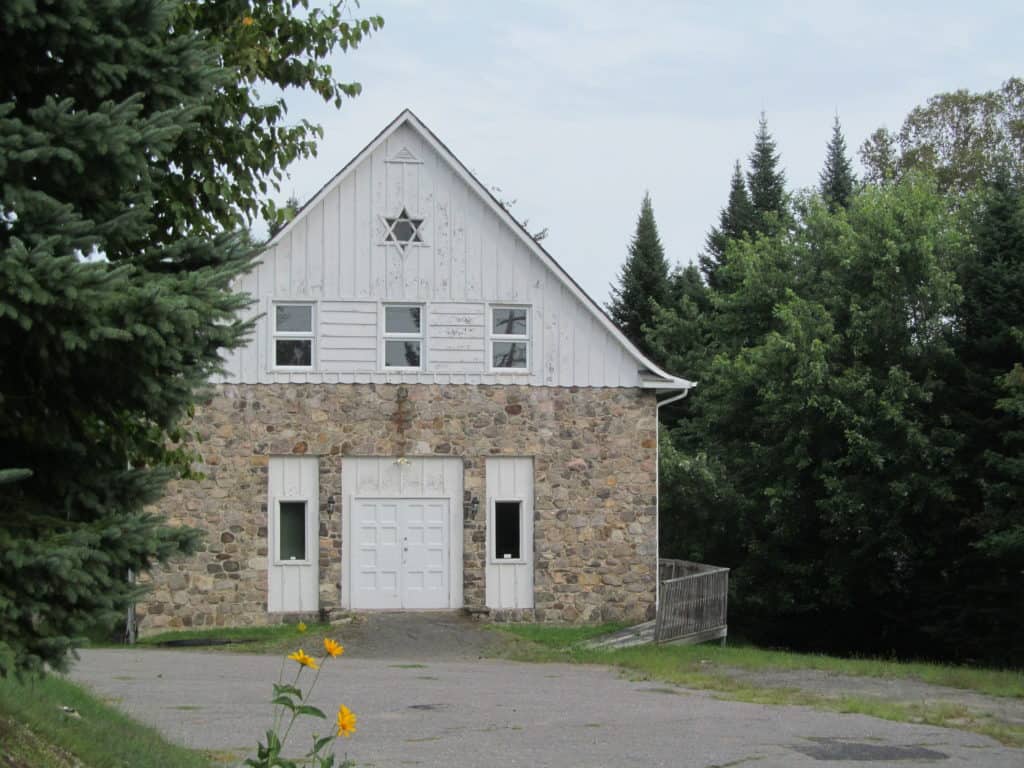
[342,494,463,610]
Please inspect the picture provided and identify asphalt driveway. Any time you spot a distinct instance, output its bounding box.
[70,646,1018,767]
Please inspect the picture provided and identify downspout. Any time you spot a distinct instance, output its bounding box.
[654,389,691,614]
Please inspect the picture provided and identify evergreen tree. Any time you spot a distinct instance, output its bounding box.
[607,193,671,358]
[746,113,789,235]
[934,172,1024,658]
[700,160,754,289]
[0,1,254,676]
[819,115,856,210]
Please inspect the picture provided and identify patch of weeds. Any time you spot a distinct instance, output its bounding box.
[135,622,333,654]
[389,663,428,669]
[170,705,203,711]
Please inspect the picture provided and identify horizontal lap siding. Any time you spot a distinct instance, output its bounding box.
[428,302,484,370]
[319,301,377,369]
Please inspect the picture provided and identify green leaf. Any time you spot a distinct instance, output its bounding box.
[271,695,296,711]
[295,704,326,719]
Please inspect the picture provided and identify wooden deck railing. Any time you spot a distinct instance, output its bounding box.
[655,559,729,645]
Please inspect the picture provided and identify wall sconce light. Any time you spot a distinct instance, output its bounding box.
[326,495,336,518]
[469,496,480,517]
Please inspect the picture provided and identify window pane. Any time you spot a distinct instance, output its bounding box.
[385,339,421,368]
[390,219,420,243]
[385,305,421,334]
[276,339,312,367]
[492,308,527,336]
[276,305,312,333]
[492,341,527,369]
[494,501,521,560]
[279,502,306,560]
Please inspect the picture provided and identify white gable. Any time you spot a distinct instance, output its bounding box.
[219,111,694,390]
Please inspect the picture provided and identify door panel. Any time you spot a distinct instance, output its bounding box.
[402,500,449,609]
[352,500,402,609]
[350,498,449,609]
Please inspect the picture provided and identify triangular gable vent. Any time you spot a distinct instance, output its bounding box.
[386,146,422,164]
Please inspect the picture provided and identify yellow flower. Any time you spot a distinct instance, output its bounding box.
[336,705,357,738]
[323,638,344,658]
[241,15,254,26]
[287,649,318,670]
[297,621,307,634]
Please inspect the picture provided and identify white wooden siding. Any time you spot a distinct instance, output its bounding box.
[267,456,319,613]
[485,457,534,610]
[215,122,643,387]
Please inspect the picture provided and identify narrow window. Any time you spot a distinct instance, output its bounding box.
[278,501,307,561]
[274,304,314,368]
[491,306,529,370]
[494,500,522,560]
[383,304,422,369]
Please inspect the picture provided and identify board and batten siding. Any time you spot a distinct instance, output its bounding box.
[217,122,642,387]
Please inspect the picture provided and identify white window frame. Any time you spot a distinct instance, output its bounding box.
[489,304,530,373]
[381,303,425,371]
[488,498,528,564]
[272,497,314,566]
[271,301,316,371]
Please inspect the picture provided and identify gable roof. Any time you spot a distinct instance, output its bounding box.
[267,109,694,392]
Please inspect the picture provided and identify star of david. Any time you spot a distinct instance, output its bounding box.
[383,208,424,251]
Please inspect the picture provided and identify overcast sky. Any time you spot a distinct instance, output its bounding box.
[276,0,1022,305]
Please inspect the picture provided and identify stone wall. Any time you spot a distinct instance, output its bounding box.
[139,384,658,633]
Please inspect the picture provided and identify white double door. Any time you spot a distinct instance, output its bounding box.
[351,498,450,609]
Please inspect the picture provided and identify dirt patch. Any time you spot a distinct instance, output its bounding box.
[329,611,518,661]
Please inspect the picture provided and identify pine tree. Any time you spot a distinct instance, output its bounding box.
[747,113,788,235]
[607,193,671,358]
[0,0,256,676]
[819,115,856,210]
[700,160,754,289]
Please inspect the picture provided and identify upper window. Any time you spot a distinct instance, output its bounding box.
[491,306,529,370]
[274,304,314,368]
[383,304,422,369]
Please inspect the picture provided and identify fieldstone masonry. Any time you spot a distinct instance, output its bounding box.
[138,384,658,633]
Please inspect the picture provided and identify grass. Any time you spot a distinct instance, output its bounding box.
[489,624,1024,748]
[492,624,1024,698]
[133,621,333,655]
[0,674,218,768]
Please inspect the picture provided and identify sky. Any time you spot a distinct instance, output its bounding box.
[274,0,1022,305]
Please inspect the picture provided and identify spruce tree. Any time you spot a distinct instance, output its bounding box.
[700,160,754,290]
[819,115,856,210]
[607,193,671,358]
[0,0,256,676]
[747,113,788,235]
